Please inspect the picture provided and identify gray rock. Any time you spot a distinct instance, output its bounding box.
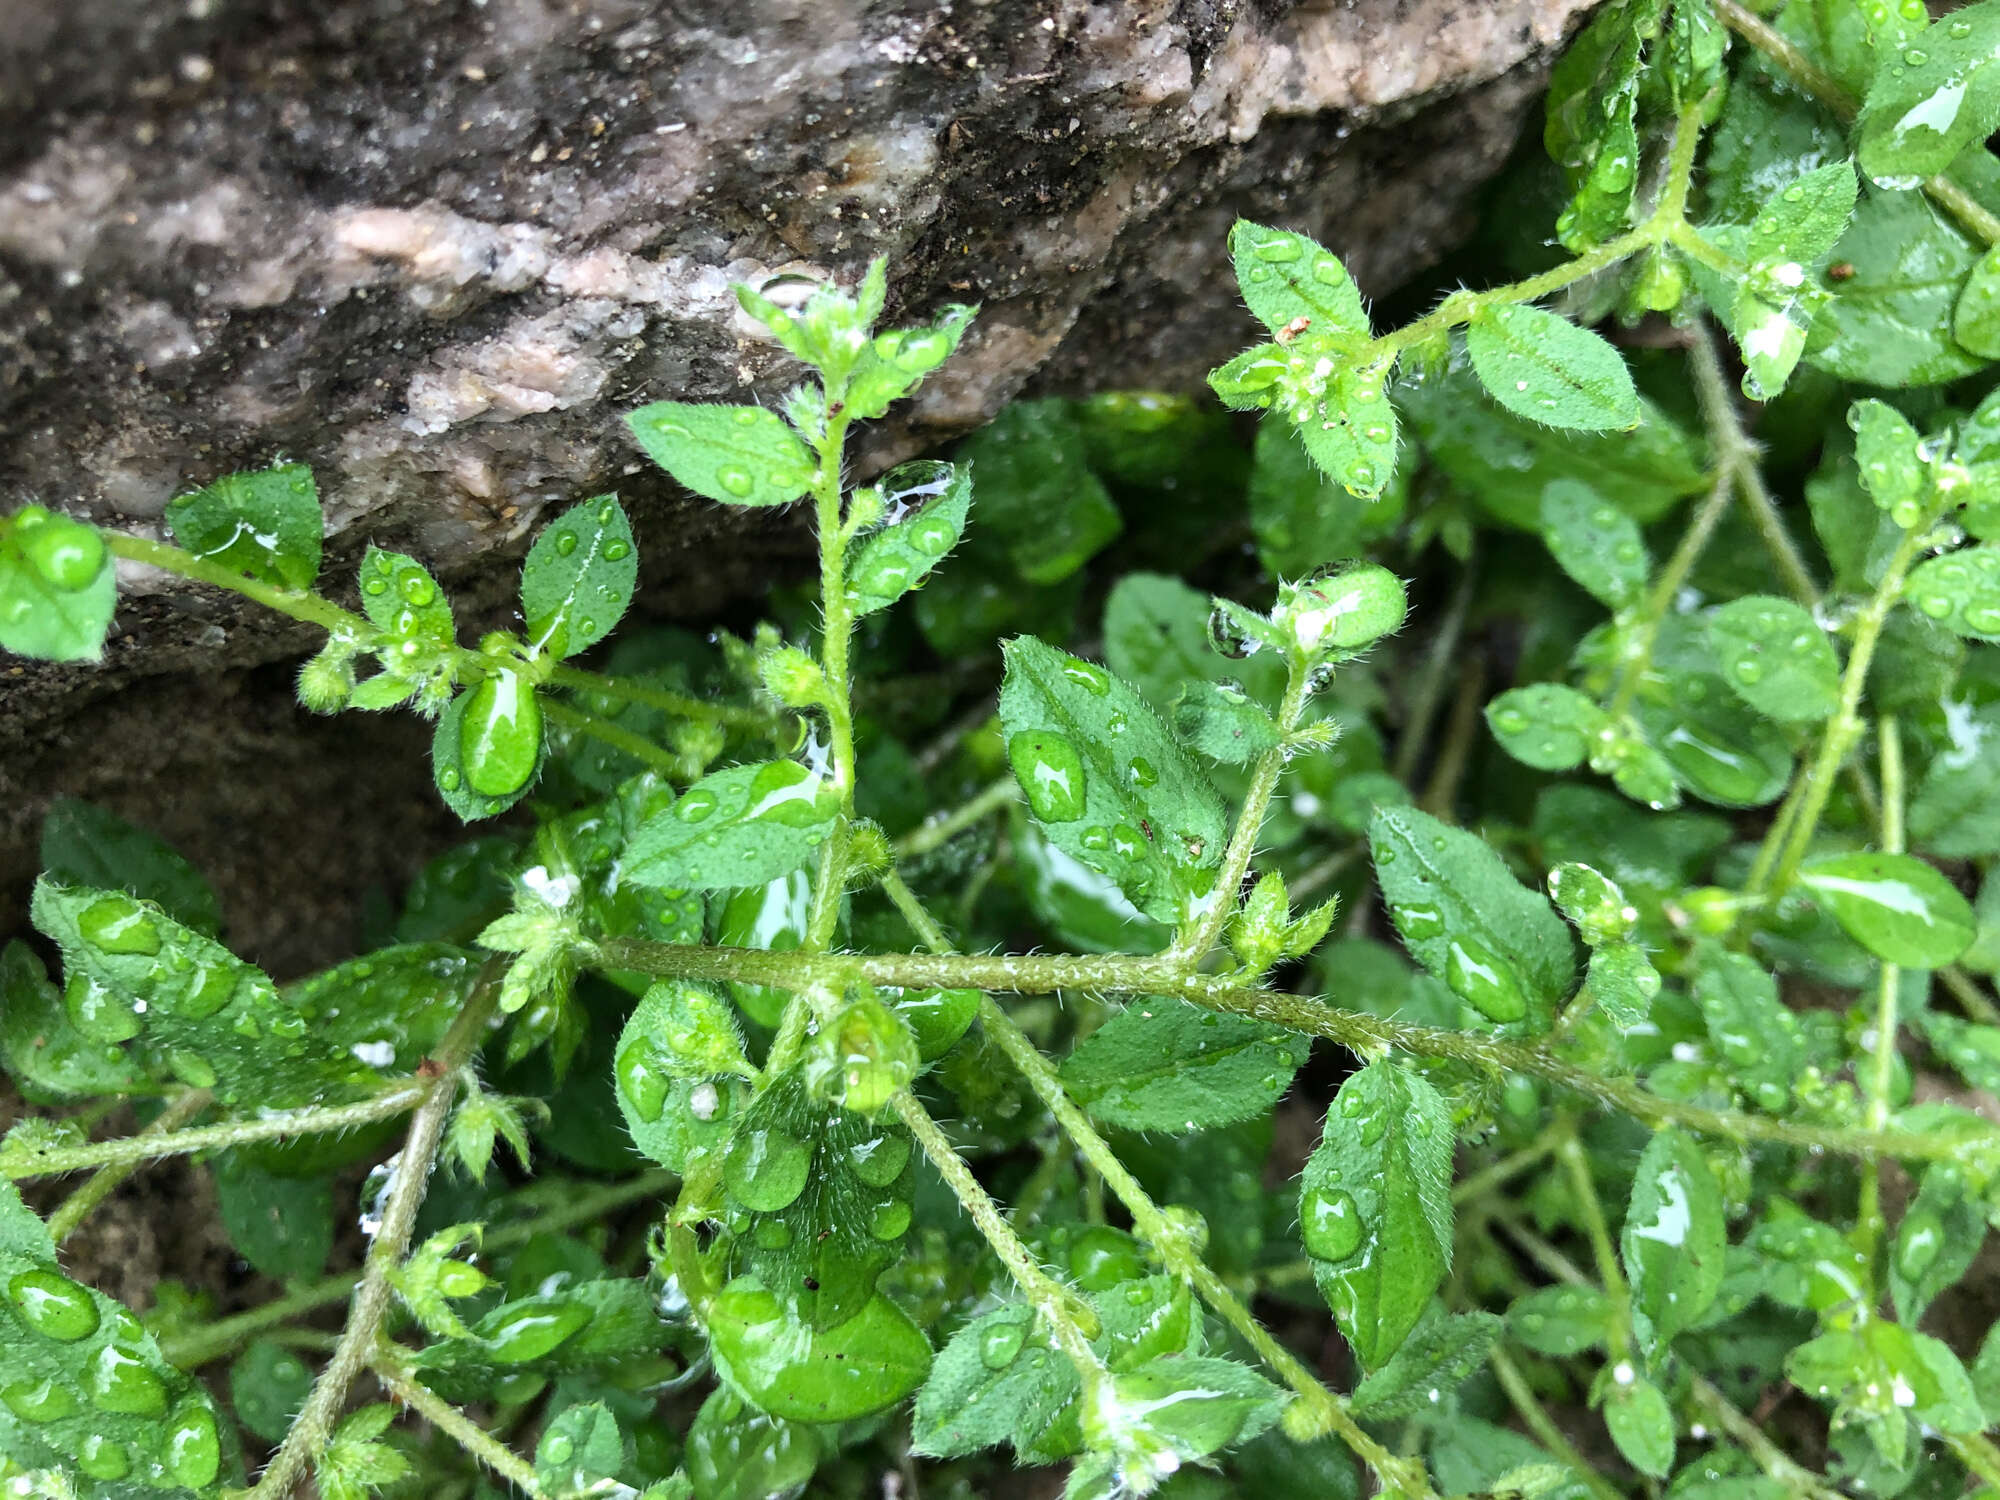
[0,0,1588,971]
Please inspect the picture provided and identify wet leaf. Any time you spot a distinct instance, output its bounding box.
[1953,242,2000,357]
[625,760,840,892]
[432,686,541,822]
[1808,188,1986,387]
[410,1277,670,1401]
[1797,851,1976,965]
[911,1303,1079,1460]
[521,495,638,658]
[612,981,742,1175]
[685,1387,822,1500]
[358,546,453,650]
[1369,804,1577,1031]
[1229,221,1371,339]
[1856,2,2000,185]
[211,1151,334,1280]
[1540,478,1650,608]
[1509,1286,1615,1356]
[627,402,816,507]
[1603,1374,1676,1477]
[1487,683,1611,772]
[1466,304,1639,431]
[1060,995,1309,1131]
[1543,0,1660,247]
[1248,420,1399,579]
[0,940,146,1103]
[1708,596,1841,722]
[1174,679,1281,764]
[227,1339,314,1445]
[952,400,1121,585]
[0,506,116,663]
[998,635,1227,926]
[846,460,972,616]
[165,462,323,590]
[536,1401,631,1499]
[0,1179,239,1493]
[1299,1059,1454,1368]
[1905,545,2000,640]
[1622,1128,1727,1359]
[1293,358,1401,500]
[1104,572,1283,718]
[704,1278,931,1423]
[1692,946,1805,1112]
[1888,1164,1986,1325]
[1106,1355,1284,1465]
[39,801,221,938]
[1349,1304,1502,1419]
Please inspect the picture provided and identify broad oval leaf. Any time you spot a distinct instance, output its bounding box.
[846,460,971,617]
[1798,851,1977,965]
[1708,595,1841,722]
[1060,995,1309,1131]
[1229,220,1371,339]
[165,462,323,589]
[1954,243,2000,358]
[433,688,541,822]
[912,1303,1078,1460]
[1465,304,1640,431]
[1486,683,1610,772]
[625,760,840,893]
[1299,1060,1454,1369]
[1368,804,1577,1030]
[0,508,117,663]
[1621,1128,1726,1359]
[1541,478,1650,608]
[627,402,816,507]
[1906,546,2000,640]
[1856,5,2000,185]
[998,636,1226,926]
[1809,188,1987,388]
[705,1279,931,1423]
[521,495,638,658]
[1293,361,1400,500]
[1604,1375,1677,1478]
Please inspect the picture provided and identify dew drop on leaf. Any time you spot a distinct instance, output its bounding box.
[616,1040,669,1122]
[76,1435,131,1481]
[1445,934,1530,1022]
[163,1404,221,1489]
[9,1267,102,1341]
[1,1378,78,1421]
[86,1345,168,1416]
[869,1202,912,1240]
[1006,730,1088,823]
[1300,1184,1363,1262]
[726,1127,812,1212]
[78,894,162,956]
[979,1319,1028,1370]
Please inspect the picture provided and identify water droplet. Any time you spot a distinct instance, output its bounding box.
[1734,659,1764,684]
[19,518,108,592]
[75,1434,130,1481]
[485,1299,593,1363]
[849,1133,911,1187]
[163,1404,221,1489]
[439,767,462,792]
[1904,47,1928,64]
[79,894,161,956]
[1396,902,1445,941]
[1445,935,1529,1023]
[1300,1185,1363,1261]
[86,1345,168,1416]
[752,1218,795,1250]
[176,962,236,1021]
[675,788,718,823]
[1493,707,1529,735]
[10,1267,103,1341]
[744,760,835,827]
[363,576,390,595]
[718,466,756,497]
[399,572,437,607]
[980,1320,1028,1369]
[1080,824,1113,852]
[597,501,618,524]
[1311,255,1346,284]
[460,671,542,799]
[1251,234,1302,262]
[1006,731,1088,822]
[604,539,631,561]
[1060,660,1111,696]
[726,1128,812,1212]
[1127,756,1158,789]
[1,1378,78,1421]
[869,1201,912,1240]
[616,1040,668,1122]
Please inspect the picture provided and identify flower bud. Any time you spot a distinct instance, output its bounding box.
[1275,563,1407,657]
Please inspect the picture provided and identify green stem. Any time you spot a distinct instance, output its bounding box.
[1941,965,2000,1027]
[1393,552,1478,786]
[3,1083,427,1180]
[1557,1131,1633,1362]
[1856,715,1905,1276]
[1451,1134,1559,1207]
[1947,1432,2000,1491]
[105,531,370,639]
[1490,1346,1626,1500]
[373,1345,548,1497]
[44,1089,213,1242]
[546,663,776,730]
[1609,458,1736,721]
[1765,525,1931,898]
[249,976,501,1499]
[541,698,685,777]
[1689,1375,1846,1500]
[889,1091,1109,1381]
[894,776,1020,859]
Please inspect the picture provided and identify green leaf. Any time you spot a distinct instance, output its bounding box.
[912,1302,1079,1460]
[1292,360,1400,500]
[1707,596,1841,722]
[0,940,146,1103]
[1789,1321,1986,1439]
[1543,0,1660,247]
[358,546,452,644]
[1487,683,1612,772]
[1856,0,2000,185]
[1509,1285,1615,1356]
[1174,680,1282,764]
[718,1068,916,1328]
[612,981,742,1174]
[1399,363,1706,530]
[1540,478,1650,608]
[998,636,1227,926]
[0,507,117,663]
[1107,1356,1284,1465]
[1906,546,2000,639]
[536,1401,631,1499]
[1849,399,1926,517]
[1809,188,1987,388]
[1692,947,1805,1112]
[520,495,638,658]
[1103,573,1282,717]
[38,800,220,937]
[318,1403,411,1500]
[1749,160,1860,267]
[0,1180,239,1493]
[1368,804,1577,1030]
[845,304,978,420]
[1889,1164,1986,1325]
[228,1339,314,1444]
[1060,995,1309,1131]
[410,1277,672,1401]
[685,1387,822,1500]
[1954,243,2000,357]
[211,1151,334,1280]
[1465,304,1639,431]
[1797,851,1976,965]
[1229,221,1371,339]
[165,462,323,589]
[846,460,971,616]
[626,402,815,507]
[1248,420,1397,580]
[1622,1128,1727,1359]
[1349,1304,1502,1419]
[625,760,840,892]
[952,400,1122,585]
[30,878,379,1109]
[432,686,541,821]
[704,1278,931,1423]
[1603,1375,1676,1478]
[1299,1059,1454,1368]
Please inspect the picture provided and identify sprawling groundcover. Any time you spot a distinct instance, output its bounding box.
[7,0,2000,1494]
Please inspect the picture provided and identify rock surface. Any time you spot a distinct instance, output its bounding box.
[0,0,1590,972]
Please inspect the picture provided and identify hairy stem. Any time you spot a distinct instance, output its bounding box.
[104,531,369,639]
[547,663,776,730]
[895,776,1020,859]
[541,698,686,777]
[43,1088,212,1242]
[3,1082,426,1180]
[1855,715,1905,1276]
[1608,459,1736,721]
[373,1345,548,1497]
[1490,1346,1625,1500]
[1557,1131,1633,1364]
[250,975,500,1499]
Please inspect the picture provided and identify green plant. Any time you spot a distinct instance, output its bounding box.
[8,0,2000,1493]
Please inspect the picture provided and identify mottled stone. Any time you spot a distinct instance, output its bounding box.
[0,0,1591,970]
